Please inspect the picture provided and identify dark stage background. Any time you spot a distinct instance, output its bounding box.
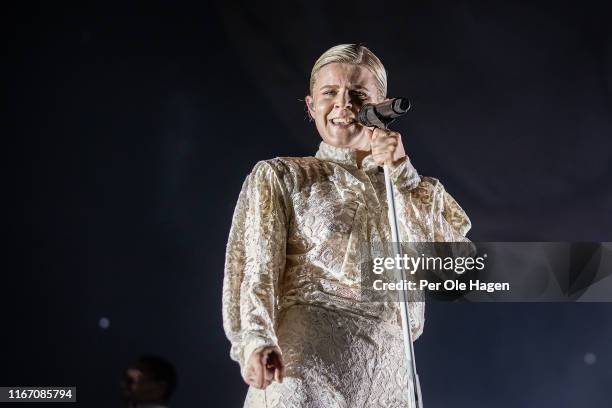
[4,1,612,407]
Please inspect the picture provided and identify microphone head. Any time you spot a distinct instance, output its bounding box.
[358,97,411,128]
[392,97,411,114]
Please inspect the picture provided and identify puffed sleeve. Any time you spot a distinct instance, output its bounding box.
[387,156,472,340]
[222,160,288,378]
[388,156,472,242]
[429,178,472,242]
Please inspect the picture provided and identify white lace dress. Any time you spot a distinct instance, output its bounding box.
[222,141,471,407]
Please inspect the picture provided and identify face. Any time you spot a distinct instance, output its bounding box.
[306,63,383,150]
[122,368,166,403]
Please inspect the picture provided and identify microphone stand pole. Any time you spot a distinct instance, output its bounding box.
[380,124,424,408]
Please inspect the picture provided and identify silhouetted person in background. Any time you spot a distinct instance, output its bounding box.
[122,354,177,408]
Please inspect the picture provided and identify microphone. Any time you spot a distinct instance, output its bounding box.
[358,97,411,129]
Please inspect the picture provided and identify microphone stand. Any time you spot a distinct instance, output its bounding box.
[378,121,424,408]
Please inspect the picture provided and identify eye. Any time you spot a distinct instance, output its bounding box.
[323,90,337,96]
[352,91,368,99]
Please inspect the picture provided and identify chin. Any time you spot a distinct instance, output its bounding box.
[329,131,364,147]
[322,134,349,147]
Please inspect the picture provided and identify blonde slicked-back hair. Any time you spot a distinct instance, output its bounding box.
[309,44,387,99]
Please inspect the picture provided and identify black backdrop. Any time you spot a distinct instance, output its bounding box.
[4,1,612,407]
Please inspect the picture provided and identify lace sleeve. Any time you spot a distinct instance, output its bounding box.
[433,181,472,242]
[387,157,472,340]
[222,160,288,377]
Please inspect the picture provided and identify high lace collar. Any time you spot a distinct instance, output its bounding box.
[314,141,378,170]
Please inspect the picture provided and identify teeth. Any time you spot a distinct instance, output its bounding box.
[332,119,354,125]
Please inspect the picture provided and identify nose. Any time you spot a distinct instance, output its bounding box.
[334,89,352,109]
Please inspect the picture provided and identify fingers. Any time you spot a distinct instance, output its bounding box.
[244,348,265,389]
[244,366,263,388]
[262,349,274,386]
[274,367,282,383]
[372,150,395,165]
[252,351,265,389]
[245,347,285,390]
[371,128,399,141]
[265,349,285,385]
[272,351,285,383]
[372,130,399,153]
[371,128,404,165]
[364,126,376,140]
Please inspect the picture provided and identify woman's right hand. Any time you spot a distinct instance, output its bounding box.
[244,346,285,389]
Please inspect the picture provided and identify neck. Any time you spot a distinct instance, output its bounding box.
[355,149,371,169]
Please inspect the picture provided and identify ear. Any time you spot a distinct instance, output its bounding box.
[305,95,315,118]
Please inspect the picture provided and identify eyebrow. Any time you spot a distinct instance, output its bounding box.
[319,85,370,91]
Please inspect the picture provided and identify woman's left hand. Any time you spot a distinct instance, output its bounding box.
[369,127,407,167]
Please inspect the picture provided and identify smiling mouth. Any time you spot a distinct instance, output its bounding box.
[329,118,357,127]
